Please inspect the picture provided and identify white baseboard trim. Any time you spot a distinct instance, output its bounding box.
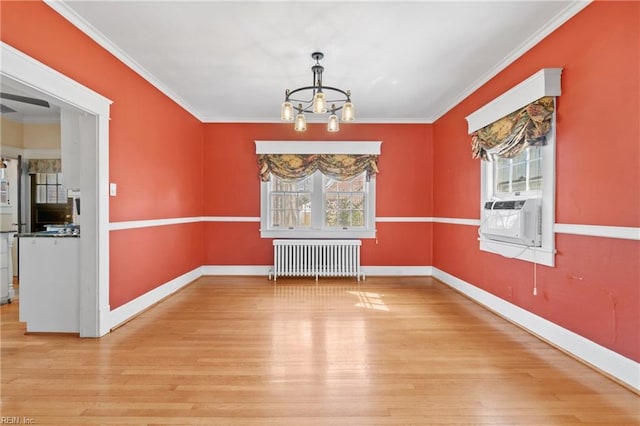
[202,265,271,276]
[108,266,202,330]
[431,267,640,392]
[363,266,433,276]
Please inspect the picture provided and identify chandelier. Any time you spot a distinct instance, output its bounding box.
[280,52,355,132]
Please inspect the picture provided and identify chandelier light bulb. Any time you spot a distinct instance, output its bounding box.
[281,101,294,121]
[313,91,327,113]
[341,102,355,121]
[294,110,307,132]
[327,112,340,132]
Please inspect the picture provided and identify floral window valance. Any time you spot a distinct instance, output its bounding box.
[471,96,555,160]
[258,153,379,182]
[27,159,61,174]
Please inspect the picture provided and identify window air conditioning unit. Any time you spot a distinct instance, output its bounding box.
[480,198,542,247]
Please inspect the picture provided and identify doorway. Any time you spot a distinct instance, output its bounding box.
[1,42,111,337]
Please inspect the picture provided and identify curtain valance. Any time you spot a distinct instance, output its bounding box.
[258,154,379,182]
[471,96,555,160]
[28,159,61,174]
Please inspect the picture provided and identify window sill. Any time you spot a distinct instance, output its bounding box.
[261,229,376,239]
[479,238,555,267]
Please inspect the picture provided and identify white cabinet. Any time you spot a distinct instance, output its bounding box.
[19,236,80,333]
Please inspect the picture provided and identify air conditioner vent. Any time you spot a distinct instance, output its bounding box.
[484,200,529,210]
[481,198,541,246]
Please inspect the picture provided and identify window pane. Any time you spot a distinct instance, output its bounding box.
[47,173,57,185]
[352,210,364,227]
[494,146,543,195]
[58,187,67,203]
[36,186,46,203]
[325,194,339,227]
[273,176,311,192]
[271,194,283,209]
[271,210,283,227]
[46,185,58,203]
[323,173,366,229]
[269,174,312,228]
[351,193,364,210]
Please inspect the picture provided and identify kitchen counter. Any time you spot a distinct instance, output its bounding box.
[17,232,80,238]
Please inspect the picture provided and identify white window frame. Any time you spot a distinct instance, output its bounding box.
[256,141,381,239]
[467,69,561,267]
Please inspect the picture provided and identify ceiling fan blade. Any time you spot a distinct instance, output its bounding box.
[0,104,17,114]
[0,93,50,108]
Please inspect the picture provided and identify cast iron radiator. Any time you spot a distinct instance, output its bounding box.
[270,239,364,281]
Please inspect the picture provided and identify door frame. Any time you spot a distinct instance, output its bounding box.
[1,42,112,337]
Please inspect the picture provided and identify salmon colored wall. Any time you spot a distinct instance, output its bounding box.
[202,123,433,266]
[109,223,203,309]
[1,2,204,309]
[433,2,639,361]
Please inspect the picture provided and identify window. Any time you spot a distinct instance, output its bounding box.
[33,173,67,204]
[30,172,72,232]
[256,141,380,239]
[262,170,375,238]
[480,140,555,266]
[468,69,561,267]
[0,180,8,205]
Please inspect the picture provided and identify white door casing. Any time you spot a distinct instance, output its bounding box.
[1,42,112,337]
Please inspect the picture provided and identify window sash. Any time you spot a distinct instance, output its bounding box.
[34,172,66,204]
[323,174,366,229]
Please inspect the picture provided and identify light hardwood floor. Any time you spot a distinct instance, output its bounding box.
[1,276,638,425]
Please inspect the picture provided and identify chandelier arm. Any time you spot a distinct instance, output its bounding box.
[287,86,351,99]
[295,106,347,114]
[289,99,348,109]
[288,102,347,114]
[288,95,315,104]
[316,86,351,99]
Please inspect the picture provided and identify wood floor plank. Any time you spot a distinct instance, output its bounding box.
[2,276,638,424]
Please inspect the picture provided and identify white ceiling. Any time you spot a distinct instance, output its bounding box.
[21,1,590,123]
[0,79,61,123]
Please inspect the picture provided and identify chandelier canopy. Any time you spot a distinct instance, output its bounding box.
[281,52,355,132]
